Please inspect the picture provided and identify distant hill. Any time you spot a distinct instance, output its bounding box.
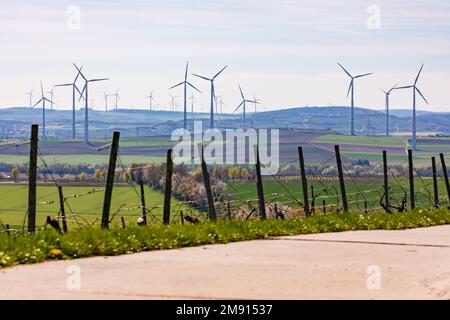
[0,106,449,139]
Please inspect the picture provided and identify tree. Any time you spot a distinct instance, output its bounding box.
[94,169,103,182]
[11,167,19,182]
[79,172,87,183]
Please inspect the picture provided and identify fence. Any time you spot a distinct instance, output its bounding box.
[1,124,450,235]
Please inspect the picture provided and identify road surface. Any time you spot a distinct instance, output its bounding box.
[1,225,449,299]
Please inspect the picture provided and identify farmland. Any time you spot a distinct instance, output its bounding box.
[227,179,450,212]
[0,184,197,229]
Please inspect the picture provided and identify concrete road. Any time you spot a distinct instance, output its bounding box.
[1,225,449,299]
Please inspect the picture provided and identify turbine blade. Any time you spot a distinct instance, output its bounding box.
[192,73,211,81]
[73,63,87,81]
[88,78,109,82]
[234,101,244,113]
[187,81,201,93]
[338,63,352,77]
[32,99,43,108]
[213,65,228,80]
[414,64,424,85]
[416,87,429,105]
[388,83,398,93]
[393,85,413,90]
[354,72,373,78]
[185,61,189,81]
[346,80,353,98]
[40,81,44,98]
[54,83,72,87]
[238,84,245,100]
[78,84,87,102]
[169,81,184,90]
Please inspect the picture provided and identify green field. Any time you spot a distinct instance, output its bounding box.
[228,179,449,212]
[0,184,197,229]
[312,134,408,147]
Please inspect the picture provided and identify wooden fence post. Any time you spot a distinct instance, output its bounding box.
[322,199,326,214]
[298,146,310,217]
[383,150,391,213]
[6,224,10,236]
[101,131,120,229]
[163,149,173,225]
[28,124,39,233]
[439,153,450,207]
[334,145,348,213]
[121,217,126,229]
[431,157,439,208]
[180,210,184,225]
[408,149,415,210]
[200,146,217,221]
[255,145,267,220]
[139,180,147,225]
[310,185,315,214]
[364,200,368,214]
[57,186,68,233]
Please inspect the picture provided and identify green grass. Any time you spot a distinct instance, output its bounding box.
[312,134,408,147]
[0,185,197,229]
[228,180,449,210]
[1,208,450,268]
[0,154,165,165]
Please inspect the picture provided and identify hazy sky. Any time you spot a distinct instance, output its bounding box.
[1,0,449,112]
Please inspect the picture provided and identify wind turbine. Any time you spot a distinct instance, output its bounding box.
[145,90,157,111]
[393,64,429,150]
[234,84,255,129]
[215,95,225,114]
[54,65,84,139]
[193,65,227,129]
[252,95,261,113]
[112,89,120,110]
[32,82,54,140]
[338,63,373,136]
[169,94,178,112]
[169,62,201,129]
[382,84,397,137]
[75,63,109,144]
[25,89,33,108]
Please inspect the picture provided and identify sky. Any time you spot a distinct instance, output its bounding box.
[0,0,449,113]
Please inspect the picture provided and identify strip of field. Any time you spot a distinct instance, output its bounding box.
[0,184,197,229]
[227,179,449,211]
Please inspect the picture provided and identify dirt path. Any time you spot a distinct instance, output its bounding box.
[1,225,449,299]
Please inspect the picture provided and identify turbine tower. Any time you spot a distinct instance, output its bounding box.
[393,64,429,150]
[54,65,84,139]
[103,92,110,112]
[193,65,227,129]
[32,82,54,140]
[338,63,373,136]
[169,62,201,129]
[382,84,397,137]
[234,84,255,129]
[75,63,109,144]
[25,89,33,108]
[145,90,157,111]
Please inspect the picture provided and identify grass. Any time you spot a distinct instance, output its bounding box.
[1,208,449,268]
[0,184,197,229]
[228,180,450,210]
